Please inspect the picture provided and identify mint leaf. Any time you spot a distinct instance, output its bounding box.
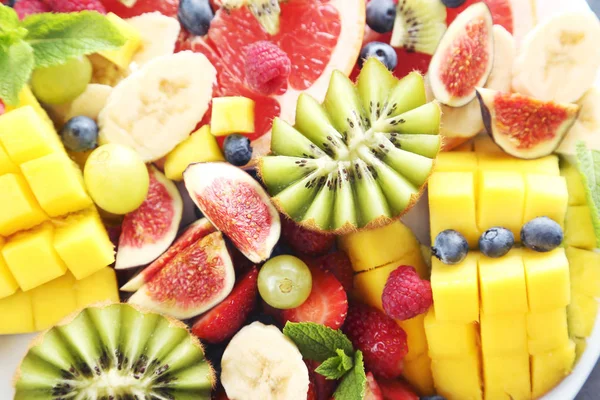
[283,322,354,362]
[315,349,354,380]
[23,11,126,68]
[575,141,600,247]
[0,5,19,33]
[333,351,367,400]
[0,40,34,105]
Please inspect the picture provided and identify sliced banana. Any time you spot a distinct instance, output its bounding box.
[486,25,516,92]
[221,322,310,400]
[512,12,600,103]
[557,86,600,156]
[66,84,113,122]
[98,51,216,162]
[127,12,181,67]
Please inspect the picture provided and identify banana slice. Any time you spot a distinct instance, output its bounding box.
[98,51,216,162]
[557,86,600,156]
[512,12,600,103]
[127,12,181,67]
[65,84,113,122]
[221,322,310,400]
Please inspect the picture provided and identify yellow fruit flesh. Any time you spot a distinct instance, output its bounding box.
[477,171,525,238]
[431,353,483,400]
[478,250,528,315]
[424,308,478,358]
[210,97,255,136]
[0,144,18,175]
[480,312,527,355]
[522,174,568,228]
[0,173,48,236]
[403,354,435,396]
[522,248,571,312]
[74,267,119,308]
[98,13,142,69]
[482,353,531,400]
[527,309,569,355]
[531,341,576,398]
[434,152,478,173]
[0,238,18,299]
[561,161,587,206]
[0,290,34,334]
[30,272,77,331]
[565,205,596,250]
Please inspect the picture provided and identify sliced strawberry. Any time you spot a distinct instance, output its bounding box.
[317,251,354,292]
[101,0,178,18]
[365,372,384,400]
[306,360,338,400]
[281,267,348,329]
[280,217,335,256]
[377,379,419,400]
[191,267,258,343]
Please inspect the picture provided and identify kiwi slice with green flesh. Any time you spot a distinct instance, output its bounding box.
[218,0,280,35]
[14,304,214,400]
[258,58,441,233]
[390,0,448,55]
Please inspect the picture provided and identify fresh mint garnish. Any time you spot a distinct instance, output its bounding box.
[283,322,366,400]
[575,141,600,246]
[0,6,125,105]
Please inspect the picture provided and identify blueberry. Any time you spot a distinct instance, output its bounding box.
[178,0,214,36]
[441,0,467,7]
[194,206,203,219]
[521,216,563,252]
[366,0,396,34]
[420,396,447,400]
[479,227,514,258]
[223,134,253,166]
[432,229,469,265]
[60,116,98,152]
[358,41,398,71]
[270,241,293,258]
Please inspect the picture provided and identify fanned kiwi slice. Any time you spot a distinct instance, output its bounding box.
[14,304,215,399]
[258,58,441,233]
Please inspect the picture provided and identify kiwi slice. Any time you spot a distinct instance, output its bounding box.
[14,304,215,399]
[258,58,441,233]
[390,0,448,55]
[219,0,281,35]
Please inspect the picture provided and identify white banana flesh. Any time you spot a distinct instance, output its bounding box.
[221,322,310,400]
[557,86,600,156]
[126,12,181,68]
[65,84,113,122]
[98,51,216,162]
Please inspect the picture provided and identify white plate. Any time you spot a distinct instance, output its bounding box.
[1,0,599,398]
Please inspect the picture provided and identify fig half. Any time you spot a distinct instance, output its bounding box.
[476,88,580,159]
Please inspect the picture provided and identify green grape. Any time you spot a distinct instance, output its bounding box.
[258,255,313,309]
[31,56,92,105]
[84,143,150,215]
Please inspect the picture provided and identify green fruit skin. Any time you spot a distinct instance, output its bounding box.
[258,255,313,310]
[31,56,92,105]
[84,143,150,215]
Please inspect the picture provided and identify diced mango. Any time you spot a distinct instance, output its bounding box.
[527,309,569,355]
[5,86,57,131]
[0,290,34,334]
[431,253,479,322]
[482,353,531,400]
[453,140,474,152]
[477,154,560,176]
[424,308,478,358]
[573,337,587,361]
[476,171,525,237]
[53,209,115,280]
[478,250,528,315]
[567,247,600,298]
[523,174,568,228]
[561,161,586,206]
[340,220,424,272]
[3,222,67,291]
[480,312,527,355]
[429,172,480,248]
[403,353,435,396]
[211,97,255,136]
[0,143,18,175]
[431,353,483,400]
[21,153,93,217]
[0,238,18,299]
[474,135,502,154]
[30,273,78,331]
[567,293,598,338]
[74,267,119,308]
[0,173,48,236]
[564,205,596,250]
[399,313,428,361]
[530,341,576,399]
[164,125,225,181]
[98,13,142,69]
[434,152,478,173]
[522,248,570,312]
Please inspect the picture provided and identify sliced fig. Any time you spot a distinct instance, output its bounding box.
[128,231,235,319]
[121,218,216,292]
[428,2,494,107]
[115,166,183,269]
[476,88,580,159]
[184,162,280,263]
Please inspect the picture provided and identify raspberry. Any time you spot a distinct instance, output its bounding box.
[281,217,335,256]
[244,41,291,95]
[382,265,432,321]
[44,0,106,13]
[14,0,50,19]
[0,100,5,116]
[343,302,408,379]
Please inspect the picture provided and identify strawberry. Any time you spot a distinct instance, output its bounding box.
[317,251,354,292]
[191,267,258,343]
[306,360,337,400]
[343,303,408,379]
[281,267,348,329]
[377,379,419,400]
[365,372,384,400]
[280,217,335,256]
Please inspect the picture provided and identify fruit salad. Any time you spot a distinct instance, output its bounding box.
[1,0,600,399]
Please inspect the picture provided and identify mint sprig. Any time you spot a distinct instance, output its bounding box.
[283,322,366,400]
[0,6,125,105]
[575,141,600,246]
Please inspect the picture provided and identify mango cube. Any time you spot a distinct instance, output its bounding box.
[561,161,586,206]
[474,135,502,154]
[480,313,527,355]
[478,250,528,315]
[31,273,78,330]
[424,308,478,358]
[453,140,474,151]
[0,290,34,334]
[522,248,570,312]
[403,354,435,396]
[527,309,569,355]
[482,353,531,400]
[0,238,18,299]
[523,174,568,228]
[564,205,596,250]
[567,293,598,337]
[477,171,525,237]
[0,173,48,236]
[399,313,428,360]
[429,172,480,247]
[21,153,92,217]
[530,341,576,399]
[74,267,119,308]
[434,152,478,173]
[574,337,587,361]
[3,223,67,291]
[53,209,115,280]
[5,86,56,130]
[567,247,600,298]
[477,154,560,176]
[431,253,479,322]
[98,13,142,69]
[431,353,483,400]
[211,97,255,136]
[164,125,225,181]
[0,143,18,175]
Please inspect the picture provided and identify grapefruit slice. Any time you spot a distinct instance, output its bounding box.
[176,0,365,158]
